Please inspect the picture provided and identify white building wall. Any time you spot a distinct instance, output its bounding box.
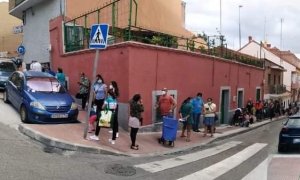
[23,0,63,64]
[240,42,296,92]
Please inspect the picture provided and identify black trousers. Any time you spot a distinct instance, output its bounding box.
[130,127,139,146]
[115,105,119,133]
[81,93,88,110]
[111,112,118,140]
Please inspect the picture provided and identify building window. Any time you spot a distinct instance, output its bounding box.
[278,75,281,84]
[274,75,276,85]
[268,74,271,85]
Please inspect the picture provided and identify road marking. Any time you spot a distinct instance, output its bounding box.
[177,143,267,180]
[135,141,242,173]
[272,154,300,158]
[242,157,269,180]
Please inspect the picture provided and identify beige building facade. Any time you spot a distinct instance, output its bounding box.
[66,0,193,38]
[0,2,23,57]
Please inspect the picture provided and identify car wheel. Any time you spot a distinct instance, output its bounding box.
[20,105,29,123]
[3,90,9,103]
[278,144,287,153]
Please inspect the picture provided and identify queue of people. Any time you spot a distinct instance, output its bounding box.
[35,63,292,150]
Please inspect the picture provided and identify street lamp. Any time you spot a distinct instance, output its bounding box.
[238,5,243,49]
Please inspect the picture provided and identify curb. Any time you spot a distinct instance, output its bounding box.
[209,116,285,144]
[18,124,129,157]
[17,116,286,157]
[151,116,286,156]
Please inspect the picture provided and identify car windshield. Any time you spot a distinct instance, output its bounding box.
[0,62,16,72]
[287,118,300,127]
[26,77,66,93]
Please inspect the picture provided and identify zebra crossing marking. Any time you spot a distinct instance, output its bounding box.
[242,157,268,180]
[177,143,267,180]
[135,141,242,173]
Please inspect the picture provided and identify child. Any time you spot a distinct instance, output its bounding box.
[242,112,250,127]
[88,105,97,133]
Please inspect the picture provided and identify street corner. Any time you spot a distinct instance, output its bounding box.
[17,123,129,156]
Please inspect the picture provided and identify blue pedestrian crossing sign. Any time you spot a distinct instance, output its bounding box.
[89,24,109,49]
[17,45,25,55]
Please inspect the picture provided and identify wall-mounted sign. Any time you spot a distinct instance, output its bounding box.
[17,45,25,55]
[13,25,23,34]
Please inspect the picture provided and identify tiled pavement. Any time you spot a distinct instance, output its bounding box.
[18,110,283,157]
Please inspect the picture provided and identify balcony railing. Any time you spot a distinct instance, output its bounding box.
[269,84,286,94]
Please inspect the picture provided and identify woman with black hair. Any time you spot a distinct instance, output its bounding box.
[93,74,107,115]
[109,81,120,137]
[179,97,193,142]
[128,94,144,150]
[90,89,117,142]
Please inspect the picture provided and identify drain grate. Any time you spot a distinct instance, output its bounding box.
[105,164,136,176]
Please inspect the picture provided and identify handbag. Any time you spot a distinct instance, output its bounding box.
[128,116,140,128]
[214,113,219,121]
[99,110,113,127]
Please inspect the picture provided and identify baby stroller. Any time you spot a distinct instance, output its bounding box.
[232,108,244,126]
[158,116,178,147]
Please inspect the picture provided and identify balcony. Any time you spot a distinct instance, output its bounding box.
[269,84,287,94]
[9,0,47,19]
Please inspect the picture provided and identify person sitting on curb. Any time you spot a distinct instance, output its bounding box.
[88,105,97,133]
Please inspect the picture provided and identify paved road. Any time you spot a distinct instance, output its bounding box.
[0,91,299,179]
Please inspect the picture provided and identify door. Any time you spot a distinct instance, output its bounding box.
[9,72,24,109]
[237,90,244,108]
[8,72,19,108]
[256,88,261,101]
[221,89,230,124]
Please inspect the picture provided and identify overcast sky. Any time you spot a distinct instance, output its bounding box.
[184,0,300,55]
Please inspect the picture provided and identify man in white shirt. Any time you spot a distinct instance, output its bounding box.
[30,60,42,71]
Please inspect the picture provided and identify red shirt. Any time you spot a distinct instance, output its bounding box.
[158,95,175,116]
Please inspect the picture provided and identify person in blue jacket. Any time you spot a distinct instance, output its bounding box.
[191,92,204,132]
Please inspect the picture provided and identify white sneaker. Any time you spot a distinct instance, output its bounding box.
[116,133,119,138]
[108,139,115,144]
[89,135,99,141]
[108,130,113,133]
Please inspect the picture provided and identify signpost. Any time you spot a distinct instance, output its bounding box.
[83,24,109,139]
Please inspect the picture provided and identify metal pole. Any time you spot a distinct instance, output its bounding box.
[220,0,222,35]
[239,5,242,49]
[83,49,99,139]
[280,18,283,66]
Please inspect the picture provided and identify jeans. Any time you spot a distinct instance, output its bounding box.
[192,113,201,131]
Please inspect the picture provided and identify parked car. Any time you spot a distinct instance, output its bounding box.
[3,71,78,123]
[0,58,17,89]
[278,113,300,152]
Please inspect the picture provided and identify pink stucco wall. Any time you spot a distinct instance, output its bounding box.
[50,16,264,126]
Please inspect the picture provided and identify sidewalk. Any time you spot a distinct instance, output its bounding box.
[18,110,285,157]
